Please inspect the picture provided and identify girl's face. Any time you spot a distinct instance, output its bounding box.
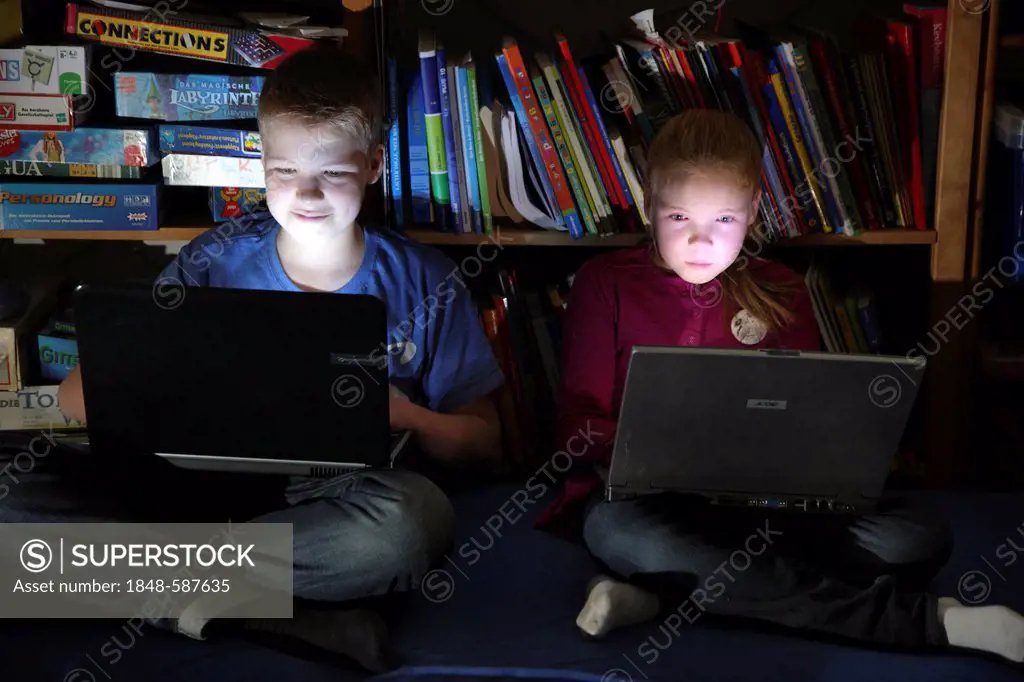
[650,172,759,285]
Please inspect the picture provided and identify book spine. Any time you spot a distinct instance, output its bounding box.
[809,38,882,231]
[768,64,828,233]
[387,58,404,230]
[456,64,483,234]
[436,49,462,232]
[418,46,450,228]
[580,67,635,213]
[466,62,493,235]
[406,71,433,225]
[540,56,606,224]
[844,55,898,225]
[503,43,582,234]
[495,50,564,227]
[776,45,848,234]
[860,55,909,227]
[556,38,629,219]
[791,44,863,234]
[888,20,928,229]
[533,72,595,236]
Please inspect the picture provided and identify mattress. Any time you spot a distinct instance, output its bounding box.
[2,484,1022,682]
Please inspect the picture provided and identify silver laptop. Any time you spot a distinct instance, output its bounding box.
[605,347,926,514]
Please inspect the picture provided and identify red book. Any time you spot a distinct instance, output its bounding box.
[887,19,928,230]
[555,34,631,220]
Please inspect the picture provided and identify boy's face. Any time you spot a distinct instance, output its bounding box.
[262,115,383,240]
[650,172,759,285]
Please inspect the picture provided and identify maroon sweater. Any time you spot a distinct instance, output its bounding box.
[536,245,821,530]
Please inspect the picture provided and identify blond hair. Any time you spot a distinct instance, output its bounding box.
[645,110,799,335]
[257,43,381,154]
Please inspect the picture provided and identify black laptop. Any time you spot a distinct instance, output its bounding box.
[70,281,410,477]
[605,346,927,514]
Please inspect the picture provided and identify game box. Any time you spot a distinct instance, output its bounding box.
[209,187,266,222]
[0,127,158,169]
[65,2,326,70]
[162,154,264,187]
[159,125,261,158]
[0,93,76,131]
[36,332,78,382]
[0,385,85,431]
[0,45,91,96]
[114,73,262,121]
[0,182,160,231]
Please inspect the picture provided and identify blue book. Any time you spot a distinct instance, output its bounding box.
[455,64,482,233]
[386,58,404,230]
[406,71,432,225]
[418,35,451,229]
[436,45,463,232]
[773,49,845,234]
[761,75,822,233]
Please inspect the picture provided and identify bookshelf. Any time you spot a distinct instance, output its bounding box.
[0,0,989,488]
[351,0,988,488]
[0,225,937,246]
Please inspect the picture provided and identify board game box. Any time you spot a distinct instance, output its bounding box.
[65,2,326,70]
[159,125,261,157]
[114,73,263,121]
[0,182,160,231]
[209,187,266,222]
[0,127,158,166]
[0,45,91,95]
[162,154,265,187]
[0,93,76,131]
[0,159,144,180]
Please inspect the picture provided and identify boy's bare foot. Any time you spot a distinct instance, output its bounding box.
[576,575,660,639]
[939,596,1024,663]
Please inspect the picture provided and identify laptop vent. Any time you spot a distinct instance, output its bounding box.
[309,465,361,478]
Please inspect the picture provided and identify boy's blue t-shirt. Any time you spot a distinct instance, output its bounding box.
[156,213,504,414]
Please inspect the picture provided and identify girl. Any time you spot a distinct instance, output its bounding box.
[543,109,1024,663]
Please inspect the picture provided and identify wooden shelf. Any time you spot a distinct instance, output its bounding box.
[1,226,937,246]
[0,228,205,241]
[1000,34,1024,47]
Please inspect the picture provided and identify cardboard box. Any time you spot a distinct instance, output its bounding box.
[159,125,261,158]
[209,187,266,222]
[0,285,56,392]
[0,93,75,131]
[0,385,85,431]
[0,159,144,180]
[0,46,91,95]
[0,127,157,166]
[0,182,160,231]
[162,154,264,187]
[114,73,262,121]
[66,2,323,69]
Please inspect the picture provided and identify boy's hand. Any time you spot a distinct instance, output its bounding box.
[386,384,502,465]
[388,384,420,432]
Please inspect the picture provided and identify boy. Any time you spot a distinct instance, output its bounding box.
[2,44,504,672]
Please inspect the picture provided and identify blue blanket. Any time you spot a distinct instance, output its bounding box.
[3,485,1022,682]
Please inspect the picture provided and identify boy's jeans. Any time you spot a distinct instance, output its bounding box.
[0,444,454,638]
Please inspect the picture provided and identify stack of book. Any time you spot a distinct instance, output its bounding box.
[384,4,947,241]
